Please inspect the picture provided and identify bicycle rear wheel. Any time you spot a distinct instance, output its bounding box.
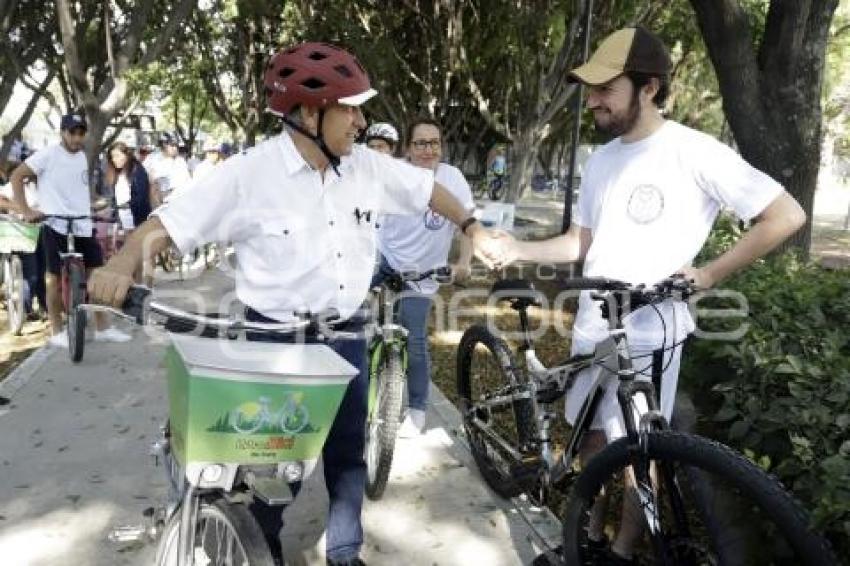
[365,344,405,500]
[155,496,275,566]
[561,430,836,566]
[67,262,86,363]
[457,324,535,498]
[5,255,24,335]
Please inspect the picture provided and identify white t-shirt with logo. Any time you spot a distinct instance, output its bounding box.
[572,120,783,352]
[25,143,92,236]
[378,162,474,295]
[155,133,434,321]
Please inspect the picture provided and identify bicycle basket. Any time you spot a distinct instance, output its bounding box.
[164,334,357,467]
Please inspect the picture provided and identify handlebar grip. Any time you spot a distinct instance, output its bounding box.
[560,277,630,291]
[122,285,151,325]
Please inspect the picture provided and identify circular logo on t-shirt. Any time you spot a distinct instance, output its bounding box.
[80,168,91,186]
[627,184,664,224]
[423,208,447,231]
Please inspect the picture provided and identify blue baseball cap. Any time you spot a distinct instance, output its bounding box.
[60,113,87,131]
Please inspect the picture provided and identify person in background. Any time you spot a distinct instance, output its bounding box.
[105,141,152,233]
[371,117,474,437]
[145,132,191,206]
[193,139,223,181]
[9,113,130,345]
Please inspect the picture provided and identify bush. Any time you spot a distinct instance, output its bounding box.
[681,216,850,553]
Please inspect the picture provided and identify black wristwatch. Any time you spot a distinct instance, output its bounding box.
[460,217,478,235]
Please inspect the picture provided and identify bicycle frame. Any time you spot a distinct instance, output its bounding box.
[467,286,670,492]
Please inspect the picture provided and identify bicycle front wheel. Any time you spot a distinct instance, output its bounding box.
[457,325,534,498]
[5,255,24,335]
[155,496,275,566]
[67,262,86,363]
[562,430,836,566]
[365,345,405,500]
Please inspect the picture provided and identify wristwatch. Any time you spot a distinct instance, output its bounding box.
[460,217,478,235]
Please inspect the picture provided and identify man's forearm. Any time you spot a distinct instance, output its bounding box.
[115,216,173,271]
[9,171,29,212]
[515,224,590,264]
[429,183,473,227]
[703,192,806,285]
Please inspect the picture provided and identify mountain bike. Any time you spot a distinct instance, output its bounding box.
[0,214,40,334]
[88,287,359,566]
[456,276,836,565]
[364,265,452,499]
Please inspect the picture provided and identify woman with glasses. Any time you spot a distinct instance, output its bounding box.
[372,116,475,437]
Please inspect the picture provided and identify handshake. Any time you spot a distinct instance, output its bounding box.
[467,224,519,270]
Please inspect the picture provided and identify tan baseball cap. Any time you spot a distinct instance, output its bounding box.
[569,26,671,86]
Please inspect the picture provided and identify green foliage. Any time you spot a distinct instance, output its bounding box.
[683,217,850,553]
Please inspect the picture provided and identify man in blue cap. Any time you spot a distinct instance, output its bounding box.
[10,112,131,345]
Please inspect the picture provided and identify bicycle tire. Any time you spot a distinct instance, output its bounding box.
[67,262,86,363]
[457,324,534,498]
[154,496,275,566]
[6,255,24,335]
[279,403,310,434]
[561,430,836,566]
[365,346,405,500]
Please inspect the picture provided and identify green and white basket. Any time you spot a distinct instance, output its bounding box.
[164,334,357,466]
[0,220,40,254]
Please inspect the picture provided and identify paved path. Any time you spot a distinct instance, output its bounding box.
[0,268,560,566]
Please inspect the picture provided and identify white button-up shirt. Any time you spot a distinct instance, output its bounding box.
[154,132,434,321]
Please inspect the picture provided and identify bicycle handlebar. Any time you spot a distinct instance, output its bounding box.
[560,276,696,299]
[86,285,356,340]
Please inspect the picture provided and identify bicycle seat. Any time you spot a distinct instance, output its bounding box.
[490,279,544,309]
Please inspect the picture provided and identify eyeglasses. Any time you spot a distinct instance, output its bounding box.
[411,139,441,150]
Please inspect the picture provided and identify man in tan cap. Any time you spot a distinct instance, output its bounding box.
[493,26,806,565]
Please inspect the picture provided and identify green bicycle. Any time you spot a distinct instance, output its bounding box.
[364,265,452,499]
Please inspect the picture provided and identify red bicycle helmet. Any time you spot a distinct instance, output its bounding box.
[264,42,377,115]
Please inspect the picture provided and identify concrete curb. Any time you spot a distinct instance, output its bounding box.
[0,344,52,402]
[428,384,564,554]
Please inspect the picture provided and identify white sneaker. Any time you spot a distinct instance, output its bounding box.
[48,330,69,348]
[94,327,132,343]
[397,408,427,438]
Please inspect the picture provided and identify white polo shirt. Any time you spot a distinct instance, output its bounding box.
[154,132,434,321]
[25,143,92,236]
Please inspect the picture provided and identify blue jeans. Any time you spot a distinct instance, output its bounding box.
[245,307,368,562]
[371,255,434,411]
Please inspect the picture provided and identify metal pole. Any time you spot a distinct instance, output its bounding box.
[562,0,594,233]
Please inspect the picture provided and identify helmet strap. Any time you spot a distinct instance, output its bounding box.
[282,110,342,177]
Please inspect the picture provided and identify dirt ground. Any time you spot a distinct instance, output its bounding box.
[0,309,50,391]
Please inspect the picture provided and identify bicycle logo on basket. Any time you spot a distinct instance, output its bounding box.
[211,393,313,435]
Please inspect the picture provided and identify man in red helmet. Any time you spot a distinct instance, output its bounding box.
[88,42,507,565]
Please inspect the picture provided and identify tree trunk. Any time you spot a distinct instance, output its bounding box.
[689,0,839,258]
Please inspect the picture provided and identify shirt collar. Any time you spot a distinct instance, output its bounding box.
[277,131,356,177]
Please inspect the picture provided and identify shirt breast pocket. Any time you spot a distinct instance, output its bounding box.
[259,218,310,268]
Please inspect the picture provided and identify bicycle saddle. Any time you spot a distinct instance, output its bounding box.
[490,279,544,309]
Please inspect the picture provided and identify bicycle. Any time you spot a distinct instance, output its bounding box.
[0,214,40,334]
[456,276,836,565]
[364,265,452,499]
[89,287,359,566]
[39,214,98,362]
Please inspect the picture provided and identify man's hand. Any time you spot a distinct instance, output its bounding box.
[468,224,519,269]
[449,262,471,283]
[21,206,43,223]
[87,255,137,308]
[676,265,716,289]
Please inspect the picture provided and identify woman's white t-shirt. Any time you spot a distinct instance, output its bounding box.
[378,161,474,295]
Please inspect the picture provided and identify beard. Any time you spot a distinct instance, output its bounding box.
[593,91,641,138]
